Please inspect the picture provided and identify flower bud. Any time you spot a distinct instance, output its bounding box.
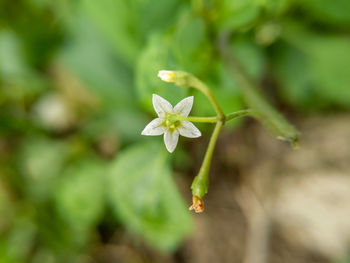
[157,70,193,87]
[157,70,176,82]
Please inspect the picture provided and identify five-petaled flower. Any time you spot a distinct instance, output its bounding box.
[141,94,201,153]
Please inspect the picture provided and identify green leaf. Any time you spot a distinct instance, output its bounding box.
[231,37,267,80]
[296,0,350,26]
[263,0,290,16]
[80,0,182,65]
[80,0,141,65]
[81,109,148,144]
[55,159,105,236]
[273,43,316,109]
[108,141,192,251]
[138,0,182,39]
[58,14,134,110]
[135,34,185,112]
[216,0,260,31]
[0,30,28,77]
[308,36,350,107]
[171,13,211,74]
[0,214,36,263]
[222,37,299,146]
[19,137,68,201]
[0,30,46,99]
[275,27,350,109]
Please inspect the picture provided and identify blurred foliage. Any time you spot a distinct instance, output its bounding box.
[0,0,350,262]
[108,141,192,251]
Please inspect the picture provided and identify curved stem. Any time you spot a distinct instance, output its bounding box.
[217,31,299,148]
[191,120,223,198]
[190,77,225,120]
[161,70,225,120]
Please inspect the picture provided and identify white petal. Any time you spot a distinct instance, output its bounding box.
[178,121,201,138]
[173,96,193,117]
[164,130,179,153]
[141,118,165,136]
[152,94,173,117]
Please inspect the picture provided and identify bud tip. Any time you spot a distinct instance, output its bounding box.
[189,195,204,213]
[157,70,175,82]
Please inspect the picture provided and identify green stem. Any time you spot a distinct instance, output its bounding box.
[191,120,223,198]
[167,71,225,120]
[179,116,218,123]
[226,109,254,121]
[176,109,253,123]
[217,32,299,148]
[190,77,225,120]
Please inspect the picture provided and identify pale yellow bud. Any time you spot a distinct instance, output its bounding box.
[157,70,176,82]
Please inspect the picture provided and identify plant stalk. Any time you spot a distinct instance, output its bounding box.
[191,120,223,198]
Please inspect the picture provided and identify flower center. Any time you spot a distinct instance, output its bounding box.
[164,113,182,131]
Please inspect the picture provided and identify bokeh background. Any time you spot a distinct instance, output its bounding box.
[1,0,350,262]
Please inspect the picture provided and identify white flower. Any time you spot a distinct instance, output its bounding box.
[141,94,201,153]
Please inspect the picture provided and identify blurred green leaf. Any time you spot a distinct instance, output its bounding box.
[106,110,148,143]
[172,12,211,74]
[0,30,46,100]
[55,159,105,236]
[138,0,182,39]
[308,36,350,107]
[81,109,147,144]
[108,141,192,251]
[80,0,182,65]
[0,30,28,77]
[80,0,141,65]
[0,0,63,68]
[273,43,315,109]
[231,36,267,79]
[216,0,260,31]
[136,34,185,112]
[19,137,68,201]
[0,214,36,263]
[274,27,350,109]
[58,14,134,110]
[263,0,290,16]
[296,0,350,26]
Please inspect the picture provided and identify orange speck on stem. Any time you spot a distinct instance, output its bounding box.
[189,195,204,213]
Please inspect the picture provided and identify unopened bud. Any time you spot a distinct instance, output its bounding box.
[157,70,176,82]
[157,70,193,87]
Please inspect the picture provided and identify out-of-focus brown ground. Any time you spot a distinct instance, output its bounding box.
[97,114,350,263]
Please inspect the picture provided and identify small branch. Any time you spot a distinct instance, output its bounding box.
[189,77,225,121]
[191,120,224,199]
[226,109,254,121]
[217,32,299,148]
[158,70,225,121]
[179,109,253,123]
[180,116,218,123]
